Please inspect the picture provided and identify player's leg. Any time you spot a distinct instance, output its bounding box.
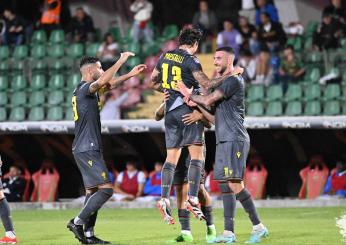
[198,184,216,243]
[0,190,17,244]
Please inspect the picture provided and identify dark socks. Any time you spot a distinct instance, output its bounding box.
[201,206,214,226]
[188,160,203,197]
[219,182,236,232]
[178,209,190,231]
[236,188,260,226]
[0,198,14,232]
[83,193,98,232]
[161,162,176,198]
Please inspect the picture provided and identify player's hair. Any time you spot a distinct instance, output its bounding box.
[216,46,235,55]
[79,56,100,68]
[178,28,203,47]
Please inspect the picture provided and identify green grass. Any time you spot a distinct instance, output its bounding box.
[9,207,345,245]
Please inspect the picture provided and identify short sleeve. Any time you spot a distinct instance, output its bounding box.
[116,172,124,183]
[154,53,165,71]
[217,77,240,99]
[185,55,202,72]
[137,171,146,184]
[79,82,93,96]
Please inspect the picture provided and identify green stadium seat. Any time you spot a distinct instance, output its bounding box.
[48,74,64,90]
[342,101,346,115]
[304,84,321,102]
[247,102,264,116]
[285,84,302,102]
[48,90,64,105]
[306,52,322,63]
[304,37,313,50]
[29,91,45,106]
[31,59,47,74]
[47,106,63,121]
[11,91,27,107]
[305,68,321,83]
[109,27,122,40]
[0,46,10,59]
[162,25,179,40]
[48,58,65,72]
[0,61,9,74]
[85,43,100,56]
[304,100,321,116]
[0,76,8,91]
[11,60,25,73]
[31,44,46,58]
[28,107,45,121]
[48,44,65,58]
[128,42,141,54]
[11,75,27,91]
[305,21,319,36]
[323,84,340,101]
[343,70,346,84]
[127,56,141,69]
[285,101,302,116]
[142,41,160,57]
[266,101,283,116]
[9,107,25,121]
[31,30,47,44]
[341,85,346,101]
[0,108,6,122]
[12,45,28,59]
[67,43,84,58]
[64,107,73,121]
[323,100,340,116]
[246,85,264,103]
[49,29,65,43]
[266,85,283,102]
[326,67,340,77]
[31,74,46,91]
[67,73,81,90]
[0,92,7,106]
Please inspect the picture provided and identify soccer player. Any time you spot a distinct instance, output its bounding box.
[150,28,232,224]
[67,54,146,244]
[0,155,17,244]
[155,101,217,243]
[179,47,268,244]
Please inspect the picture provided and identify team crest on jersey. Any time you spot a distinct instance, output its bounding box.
[236,152,241,159]
[88,160,93,166]
[101,172,107,180]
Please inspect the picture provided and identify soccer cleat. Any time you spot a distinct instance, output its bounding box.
[167,233,193,243]
[157,199,175,225]
[245,227,269,244]
[185,198,205,221]
[206,225,217,243]
[67,219,88,244]
[85,236,111,244]
[212,233,236,244]
[0,236,17,244]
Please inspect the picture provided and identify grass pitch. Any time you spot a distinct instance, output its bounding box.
[10,207,345,245]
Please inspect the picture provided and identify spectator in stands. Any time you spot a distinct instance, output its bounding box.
[323,0,346,26]
[240,0,256,24]
[2,9,25,46]
[237,50,257,83]
[100,89,129,120]
[217,19,242,58]
[2,166,25,202]
[255,0,279,26]
[323,161,346,198]
[279,45,305,90]
[258,12,287,52]
[142,162,162,201]
[112,160,146,201]
[284,21,304,37]
[313,12,343,50]
[238,15,257,53]
[130,0,154,43]
[254,45,272,85]
[69,7,95,43]
[192,0,218,53]
[97,32,119,70]
[39,0,61,34]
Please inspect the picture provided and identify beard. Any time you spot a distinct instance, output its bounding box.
[92,72,101,81]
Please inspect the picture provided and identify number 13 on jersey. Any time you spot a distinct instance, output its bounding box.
[161,63,182,90]
[72,96,78,121]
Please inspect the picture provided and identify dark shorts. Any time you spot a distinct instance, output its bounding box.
[173,147,206,185]
[165,105,204,149]
[73,150,111,189]
[214,141,250,182]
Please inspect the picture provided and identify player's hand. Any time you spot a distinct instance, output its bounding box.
[119,51,135,63]
[182,110,203,125]
[183,96,197,107]
[163,90,170,102]
[129,64,147,77]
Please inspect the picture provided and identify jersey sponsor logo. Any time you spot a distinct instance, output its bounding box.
[236,151,241,159]
[224,167,233,177]
[101,172,107,180]
[164,53,184,63]
[88,160,93,167]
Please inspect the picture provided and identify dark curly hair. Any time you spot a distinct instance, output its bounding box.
[178,28,203,47]
[79,56,100,68]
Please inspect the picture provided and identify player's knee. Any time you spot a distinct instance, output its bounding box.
[190,159,202,168]
[219,182,233,194]
[229,181,244,194]
[99,188,113,198]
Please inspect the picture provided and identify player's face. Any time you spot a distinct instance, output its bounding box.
[214,51,229,74]
[91,61,104,81]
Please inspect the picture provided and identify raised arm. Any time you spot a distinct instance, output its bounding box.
[108,64,147,89]
[149,68,164,93]
[192,70,230,91]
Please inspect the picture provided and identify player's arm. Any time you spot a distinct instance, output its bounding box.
[149,68,164,92]
[181,109,212,128]
[154,91,169,121]
[89,52,135,94]
[108,64,147,89]
[192,70,231,91]
[197,105,215,124]
[189,90,224,107]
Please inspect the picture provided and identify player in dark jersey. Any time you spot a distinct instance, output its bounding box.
[150,28,233,224]
[67,53,146,244]
[179,47,268,244]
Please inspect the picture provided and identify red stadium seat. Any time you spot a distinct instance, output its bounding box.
[244,158,268,199]
[298,155,329,199]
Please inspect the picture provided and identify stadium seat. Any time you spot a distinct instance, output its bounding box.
[31,74,46,91]
[11,75,27,91]
[0,46,10,59]
[0,108,6,122]
[285,101,302,116]
[47,106,63,121]
[0,92,7,106]
[11,91,27,107]
[9,107,25,121]
[246,85,264,103]
[66,73,81,90]
[48,44,65,58]
[31,30,47,44]
[342,101,346,115]
[67,43,84,58]
[305,21,319,37]
[161,25,179,41]
[304,100,321,116]
[85,43,100,56]
[49,29,65,43]
[48,74,64,90]
[266,101,283,116]
[0,61,9,74]
[31,44,46,58]
[31,163,60,201]
[285,84,302,102]
[64,107,73,121]
[0,76,8,91]
[11,60,25,74]
[247,102,264,116]
[48,91,64,105]
[48,58,65,72]
[323,84,340,101]
[109,27,122,40]
[306,52,322,63]
[127,42,141,54]
[304,84,321,102]
[302,68,320,85]
[29,91,45,106]
[323,100,340,116]
[126,56,141,69]
[31,59,47,74]
[266,85,283,102]
[142,41,160,57]
[28,107,45,121]
[12,45,28,59]
[244,161,268,199]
